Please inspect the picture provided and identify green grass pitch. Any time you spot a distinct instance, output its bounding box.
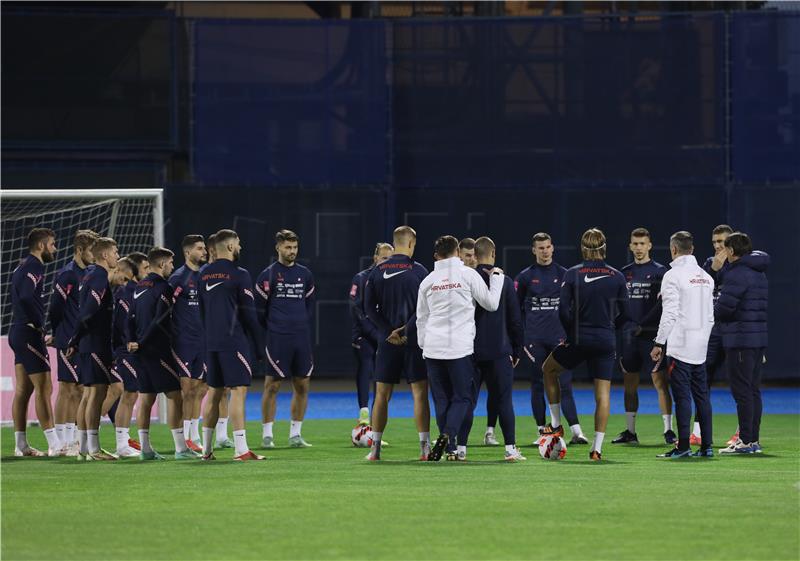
[2,414,798,560]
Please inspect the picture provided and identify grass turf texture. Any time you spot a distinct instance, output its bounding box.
[2,414,798,561]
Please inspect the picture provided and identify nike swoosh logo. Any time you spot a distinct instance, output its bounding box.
[584,275,610,283]
[133,290,148,299]
[206,282,224,291]
[383,270,407,279]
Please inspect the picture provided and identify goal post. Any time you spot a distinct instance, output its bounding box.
[0,188,166,423]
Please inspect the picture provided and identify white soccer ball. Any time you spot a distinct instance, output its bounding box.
[538,435,567,460]
[351,425,374,448]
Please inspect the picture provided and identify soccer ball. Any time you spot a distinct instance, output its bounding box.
[538,435,567,460]
[351,425,374,448]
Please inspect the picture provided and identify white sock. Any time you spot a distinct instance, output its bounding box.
[505,444,516,453]
[233,429,248,456]
[216,417,229,441]
[87,430,100,454]
[55,423,66,444]
[14,431,28,451]
[171,428,188,453]
[625,412,637,433]
[662,414,673,432]
[183,419,191,437]
[360,406,369,417]
[548,403,562,428]
[485,426,494,435]
[262,422,274,439]
[592,432,605,453]
[371,431,383,454]
[65,422,76,444]
[44,428,61,451]
[190,418,201,441]
[290,420,302,438]
[457,445,467,455]
[203,427,215,454]
[537,425,545,433]
[692,422,701,437]
[138,429,153,454]
[115,428,128,451]
[570,424,584,437]
[419,431,430,443]
[78,430,88,454]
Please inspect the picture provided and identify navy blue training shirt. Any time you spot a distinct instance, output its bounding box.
[198,258,264,359]
[703,256,731,336]
[49,259,91,348]
[71,266,113,354]
[129,272,174,357]
[349,266,381,345]
[474,264,523,361]
[254,261,315,335]
[514,262,567,344]
[111,280,136,359]
[621,259,666,338]
[10,255,46,329]
[364,254,429,342]
[168,264,203,350]
[559,260,630,343]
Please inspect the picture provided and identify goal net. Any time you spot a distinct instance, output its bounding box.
[0,189,164,336]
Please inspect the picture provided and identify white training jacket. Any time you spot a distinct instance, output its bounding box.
[416,256,503,360]
[654,254,715,365]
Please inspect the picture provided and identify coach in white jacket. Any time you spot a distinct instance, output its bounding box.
[417,235,504,461]
[651,231,715,458]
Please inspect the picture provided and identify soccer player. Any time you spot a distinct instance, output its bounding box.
[540,228,630,461]
[169,234,208,452]
[203,232,234,448]
[715,233,769,454]
[612,227,674,445]
[696,224,734,445]
[10,228,62,456]
[108,257,140,457]
[515,233,587,445]
[198,230,266,461]
[363,226,431,461]
[67,237,120,460]
[651,231,714,458]
[257,230,316,448]
[349,242,394,425]
[49,229,98,454]
[458,238,477,269]
[457,236,526,461]
[417,235,504,461]
[128,247,196,460]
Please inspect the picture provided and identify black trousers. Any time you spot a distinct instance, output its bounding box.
[458,357,516,446]
[726,347,765,444]
[668,358,712,450]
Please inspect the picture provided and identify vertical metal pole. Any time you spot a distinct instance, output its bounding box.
[153,189,168,423]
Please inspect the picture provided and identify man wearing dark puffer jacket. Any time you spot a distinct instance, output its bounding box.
[714,232,769,455]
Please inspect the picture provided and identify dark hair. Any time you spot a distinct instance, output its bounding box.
[92,237,117,258]
[275,229,299,244]
[458,238,476,251]
[28,228,56,251]
[724,232,752,257]
[433,235,459,259]
[147,247,175,268]
[374,242,393,255]
[126,251,148,278]
[474,236,495,259]
[631,227,651,240]
[713,224,734,236]
[74,230,99,251]
[670,231,694,255]
[215,229,239,246]
[532,232,551,245]
[182,234,204,251]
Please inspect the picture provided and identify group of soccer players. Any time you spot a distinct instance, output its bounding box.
[350,224,760,461]
[9,220,762,463]
[10,227,314,461]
